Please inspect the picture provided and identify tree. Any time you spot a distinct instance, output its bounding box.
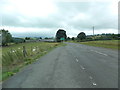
[13,37,25,44]
[77,32,86,41]
[71,37,75,40]
[45,37,48,39]
[39,37,42,39]
[56,29,67,42]
[67,37,70,40]
[0,29,12,46]
[25,37,30,40]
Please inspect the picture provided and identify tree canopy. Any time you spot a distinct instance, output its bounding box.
[25,37,31,40]
[67,37,70,40]
[0,29,13,46]
[56,29,67,42]
[72,37,75,40]
[77,32,86,41]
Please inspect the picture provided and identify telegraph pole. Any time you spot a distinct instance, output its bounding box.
[93,26,94,36]
[93,26,94,40]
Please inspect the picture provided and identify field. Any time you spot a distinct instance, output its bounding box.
[79,40,119,50]
[2,42,64,81]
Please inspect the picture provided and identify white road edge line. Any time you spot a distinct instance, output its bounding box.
[90,50,108,56]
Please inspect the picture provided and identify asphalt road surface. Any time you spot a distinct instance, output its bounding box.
[3,42,118,88]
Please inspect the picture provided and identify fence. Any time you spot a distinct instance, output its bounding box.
[2,44,56,72]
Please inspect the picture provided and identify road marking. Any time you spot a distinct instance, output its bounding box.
[92,82,97,86]
[90,50,108,56]
[76,59,79,62]
[95,51,108,56]
[80,65,85,70]
[89,76,93,79]
[74,56,76,58]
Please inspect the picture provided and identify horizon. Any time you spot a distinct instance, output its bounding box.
[0,28,118,38]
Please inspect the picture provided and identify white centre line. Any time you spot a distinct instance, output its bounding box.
[89,76,93,79]
[92,82,97,86]
[90,50,94,51]
[90,50,108,56]
[76,59,79,62]
[80,65,85,70]
[95,51,108,56]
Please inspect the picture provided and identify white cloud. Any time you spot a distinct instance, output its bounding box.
[1,0,58,17]
[0,0,118,37]
[72,13,90,21]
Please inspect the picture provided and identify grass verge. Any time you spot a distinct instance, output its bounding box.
[76,40,119,50]
[2,42,66,81]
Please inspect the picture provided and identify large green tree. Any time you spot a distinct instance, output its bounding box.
[71,37,75,40]
[77,32,86,41]
[0,29,12,46]
[56,29,67,42]
[25,37,31,40]
[67,37,70,41]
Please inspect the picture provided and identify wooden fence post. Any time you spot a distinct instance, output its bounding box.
[23,46,27,57]
[36,46,38,53]
[10,48,12,53]
[31,46,32,56]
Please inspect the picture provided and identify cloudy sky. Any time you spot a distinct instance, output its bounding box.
[0,0,118,37]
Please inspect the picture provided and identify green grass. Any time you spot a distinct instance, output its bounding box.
[77,40,119,50]
[0,47,2,82]
[2,42,65,81]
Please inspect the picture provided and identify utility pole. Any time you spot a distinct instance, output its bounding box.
[93,26,94,36]
[93,26,95,40]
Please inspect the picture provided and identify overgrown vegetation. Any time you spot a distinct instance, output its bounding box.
[0,47,2,82]
[2,42,64,81]
[77,40,119,50]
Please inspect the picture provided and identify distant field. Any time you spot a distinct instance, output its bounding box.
[79,40,119,50]
[2,42,64,81]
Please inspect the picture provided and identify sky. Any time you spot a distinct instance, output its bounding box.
[0,0,118,38]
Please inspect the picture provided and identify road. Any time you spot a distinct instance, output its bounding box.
[2,42,118,88]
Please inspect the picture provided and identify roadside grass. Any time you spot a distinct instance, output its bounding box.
[66,41,75,43]
[0,47,2,82]
[76,40,119,50]
[2,42,65,81]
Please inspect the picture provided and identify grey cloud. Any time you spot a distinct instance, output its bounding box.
[2,14,61,28]
[12,31,55,37]
[1,0,118,37]
[60,2,117,30]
